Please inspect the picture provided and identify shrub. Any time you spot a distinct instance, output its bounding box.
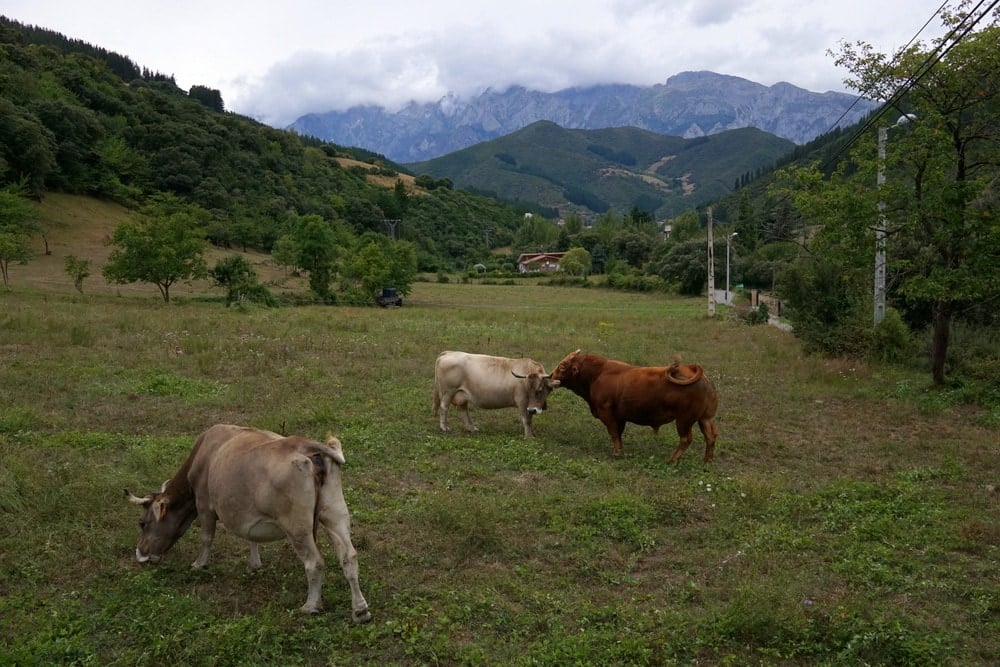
[871,308,916,363]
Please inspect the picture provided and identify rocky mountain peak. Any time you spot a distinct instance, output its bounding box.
[289,70,874,163]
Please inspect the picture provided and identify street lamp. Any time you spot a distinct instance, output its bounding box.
[726,231,738,304]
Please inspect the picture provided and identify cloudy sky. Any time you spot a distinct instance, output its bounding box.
[5,0,949,127]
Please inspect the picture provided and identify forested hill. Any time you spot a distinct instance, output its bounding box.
[408,121,795,220]
[0,16,529,272]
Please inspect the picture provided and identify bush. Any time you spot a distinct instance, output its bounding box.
[778,257,871,356]
[742,301,769,325]
[871,308,916,363]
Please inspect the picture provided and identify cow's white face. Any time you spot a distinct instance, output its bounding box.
[524,373,560,414]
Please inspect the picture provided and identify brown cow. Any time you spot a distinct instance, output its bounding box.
[550,349,719,462]
[124,424,372,622]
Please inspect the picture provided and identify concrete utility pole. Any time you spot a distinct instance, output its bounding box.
[707,207,716,317]
[874,114,915,326]
[874,126,887,326]
[726,231,738,304]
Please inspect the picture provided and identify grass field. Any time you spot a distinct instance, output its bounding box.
[2,277,998,665]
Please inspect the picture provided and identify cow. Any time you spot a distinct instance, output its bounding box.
[124,424,372,623]
[550,349,719,462]
[432,351,560,437]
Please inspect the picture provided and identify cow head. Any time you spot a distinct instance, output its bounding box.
[124,483,197,563]
[510,369,560,414]
[550,349,583,384]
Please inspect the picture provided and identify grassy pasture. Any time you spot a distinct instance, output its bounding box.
[1,282,998,666]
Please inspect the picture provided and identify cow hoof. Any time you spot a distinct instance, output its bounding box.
[299,604,323,615]
[353,608,373,624]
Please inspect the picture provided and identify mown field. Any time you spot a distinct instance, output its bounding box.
[1,281,998,666]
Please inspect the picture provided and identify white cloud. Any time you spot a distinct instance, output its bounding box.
[4,0,951,127]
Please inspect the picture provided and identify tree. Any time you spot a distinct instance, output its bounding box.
[102,194,209,302]
[0,99,56,196]
[288,214,340,299]
[649,240,710,296]
[63,254,91,294]
[666,210,703,245]
[188,85,224,113]
[211,255,257,306]
[0,188,41,287]
[816,2,1000,384]
[340,233,418,304]
[560,247,592,276]
[564,211,583,235]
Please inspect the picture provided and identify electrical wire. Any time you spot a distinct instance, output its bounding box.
[823,0,1000,169]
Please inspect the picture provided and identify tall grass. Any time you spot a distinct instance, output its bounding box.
[1,283,997,665]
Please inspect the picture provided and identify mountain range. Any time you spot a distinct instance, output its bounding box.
[289,71,876,163]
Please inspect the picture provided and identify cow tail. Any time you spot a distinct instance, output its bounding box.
[308,451,328,539]
[432,383,440,416]
[666,362,704,385]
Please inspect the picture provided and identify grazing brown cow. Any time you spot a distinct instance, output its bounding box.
[433,351,559,437]
[550,349,719,462]
[124,424,372,622]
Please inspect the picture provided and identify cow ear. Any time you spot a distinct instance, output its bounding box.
[325,433,347,465]
[151,496,170,521]
[548,378,561,388]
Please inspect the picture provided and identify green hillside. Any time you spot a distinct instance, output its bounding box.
[0,16,527,277]
[408,121,794,220]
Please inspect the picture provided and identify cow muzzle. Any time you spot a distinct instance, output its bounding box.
[527,407,544,415]
[135,548,160,564]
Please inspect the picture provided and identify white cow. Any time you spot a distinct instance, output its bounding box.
[125,424,372,623]
[432,351,559,437]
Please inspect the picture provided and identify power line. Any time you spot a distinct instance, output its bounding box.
[747,1,999,246]
[824,0,1000,169]
[817,0,951,140]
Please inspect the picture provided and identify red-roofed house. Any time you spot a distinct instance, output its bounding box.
[517,252,566,273]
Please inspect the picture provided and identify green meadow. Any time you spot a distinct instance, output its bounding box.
[1,282,997,665]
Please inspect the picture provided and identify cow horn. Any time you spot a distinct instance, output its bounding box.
[511,370,527,379]
[124,489,152,505]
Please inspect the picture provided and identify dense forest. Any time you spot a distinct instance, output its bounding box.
[0,16,531,282]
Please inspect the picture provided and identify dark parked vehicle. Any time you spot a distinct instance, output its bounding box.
[377,287,402,307]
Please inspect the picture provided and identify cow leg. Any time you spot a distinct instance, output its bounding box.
[520,409,535,437]
[450,392,477,432]
[437,390,452,431]
[247,541,263,570]
[669,421,695,463]
[439,390,478,432]
[286,529,326,614]
[599,415,626,456]
[317,503,372,624]
[192,512,217,568]
[699,417,718,462]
